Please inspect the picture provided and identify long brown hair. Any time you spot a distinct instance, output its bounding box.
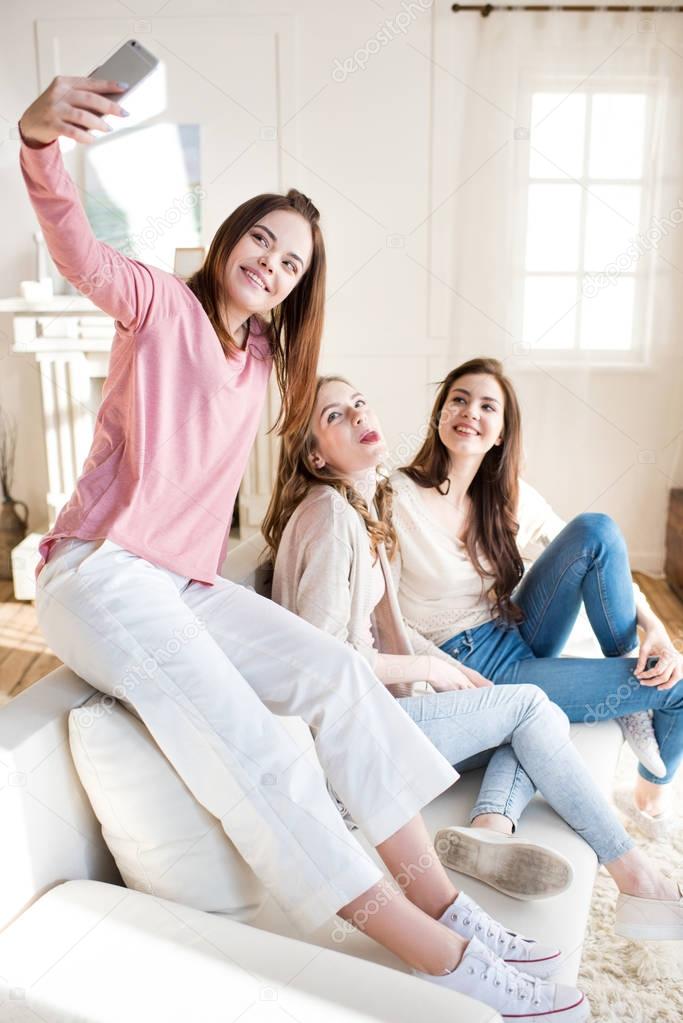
[262,376,397,562]
[186,189,326,435]
[402,358,524,625]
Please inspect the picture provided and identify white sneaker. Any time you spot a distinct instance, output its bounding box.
[414,936,589,1022]
[435,825,574,901]
[438,891,562,978]
[617,712,666,779]
[612,787,672,841]
[615,881,683,941]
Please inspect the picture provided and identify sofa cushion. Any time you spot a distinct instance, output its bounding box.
[69,694,265,919]
[0,880,501,1023]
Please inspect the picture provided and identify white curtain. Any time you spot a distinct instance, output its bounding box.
[429,4,683,568]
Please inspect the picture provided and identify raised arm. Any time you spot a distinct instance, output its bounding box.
[18,76,155,331]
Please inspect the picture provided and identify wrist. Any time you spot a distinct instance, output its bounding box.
[17,120,51,149]
[640,612,666,639]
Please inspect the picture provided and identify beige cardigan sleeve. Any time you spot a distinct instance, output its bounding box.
[273,499,379,670]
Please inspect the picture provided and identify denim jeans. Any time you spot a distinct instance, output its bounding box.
[398,683,634,863]
[439,513,683,827]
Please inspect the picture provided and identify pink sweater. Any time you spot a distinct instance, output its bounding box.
[20,138,273,585]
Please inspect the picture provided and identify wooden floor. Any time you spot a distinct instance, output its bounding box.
[0,579,62,701]
[0,572,682,703]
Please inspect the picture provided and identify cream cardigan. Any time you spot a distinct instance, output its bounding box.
[271,486,452,699]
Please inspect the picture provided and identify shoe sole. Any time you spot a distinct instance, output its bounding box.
[435,828,573,901]
[615,920,683,941]
[503,952,562,980]
[501,998,590,1023]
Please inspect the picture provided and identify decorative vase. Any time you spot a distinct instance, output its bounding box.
[0,498,29,580]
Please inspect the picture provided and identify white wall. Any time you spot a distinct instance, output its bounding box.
[1,0,681,569]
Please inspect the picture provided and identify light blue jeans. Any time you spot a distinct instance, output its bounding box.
[398,682,634,863]
[439,513,683,824]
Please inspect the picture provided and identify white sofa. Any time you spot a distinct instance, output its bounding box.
[0,534,624,1022]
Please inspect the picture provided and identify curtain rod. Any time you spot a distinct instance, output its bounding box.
[452,4,683,14]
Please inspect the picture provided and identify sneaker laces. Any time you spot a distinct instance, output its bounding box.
[471,952,545,1005]
[453,902,526,958]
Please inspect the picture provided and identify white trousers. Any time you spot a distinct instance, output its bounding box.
[36,537,457,932]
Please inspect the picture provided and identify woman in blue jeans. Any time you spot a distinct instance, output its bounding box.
[391,356,683,852]
[265,374,683,941]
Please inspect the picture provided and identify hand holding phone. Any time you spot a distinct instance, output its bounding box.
[19,40,159,147]
[19,76,129,148]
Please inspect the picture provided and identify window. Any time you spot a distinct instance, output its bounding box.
[519,87,652,360]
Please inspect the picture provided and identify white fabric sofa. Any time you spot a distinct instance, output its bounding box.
[0,533,624,1023]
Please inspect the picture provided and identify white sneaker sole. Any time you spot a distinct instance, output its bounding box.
[435,827,574,901]
[503,951,563,980]
[500,993,590,1022]
[615,918,683,941]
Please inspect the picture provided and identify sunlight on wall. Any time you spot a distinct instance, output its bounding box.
[83,122,202,275]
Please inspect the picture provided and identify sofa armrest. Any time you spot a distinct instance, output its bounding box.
[0,880,502,1023]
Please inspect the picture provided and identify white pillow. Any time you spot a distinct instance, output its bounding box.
[69,694,266,920]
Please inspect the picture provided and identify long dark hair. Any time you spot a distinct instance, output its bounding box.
[186,189,326,436]
[262,376,397,562]
[402,357,524,624]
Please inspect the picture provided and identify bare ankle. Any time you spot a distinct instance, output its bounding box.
[421,936,468,976]
[633,778,669,816]
[608,852,678,900]
[471,813,514,835]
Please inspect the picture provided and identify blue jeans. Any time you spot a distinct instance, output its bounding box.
[439,513,683,823]
[398,683,634,863]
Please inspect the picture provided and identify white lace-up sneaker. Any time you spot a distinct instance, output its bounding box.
[617,712,666,779]
[612,787,672,841]
[615,881,683,941]
[414,936,589,1022]
[438,891,562,978]
[435,825,574,900]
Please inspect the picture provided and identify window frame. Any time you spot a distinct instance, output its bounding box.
[513,72,659,369]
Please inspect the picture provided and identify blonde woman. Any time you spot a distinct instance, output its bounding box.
[265,374,683,948]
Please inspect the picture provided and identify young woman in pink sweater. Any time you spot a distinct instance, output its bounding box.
[17,76,589,1021]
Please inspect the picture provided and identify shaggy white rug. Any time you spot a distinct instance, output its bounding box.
[579,745,683,1023]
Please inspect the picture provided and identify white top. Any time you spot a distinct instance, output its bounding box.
[390,472,569,647]
[358,554,387,651]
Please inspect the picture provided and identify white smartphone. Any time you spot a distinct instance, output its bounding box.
[88,39,159,102]
[87,40,162,133]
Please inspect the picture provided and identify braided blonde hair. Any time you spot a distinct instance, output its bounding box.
[262,376,397,562]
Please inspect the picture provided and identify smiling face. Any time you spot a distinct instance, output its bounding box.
[309,379,386,478]
[224,209,314,319]
[437,372,506,464]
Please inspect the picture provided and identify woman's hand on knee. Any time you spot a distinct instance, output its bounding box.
[635,621,683,690]
[426,657,492,692]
